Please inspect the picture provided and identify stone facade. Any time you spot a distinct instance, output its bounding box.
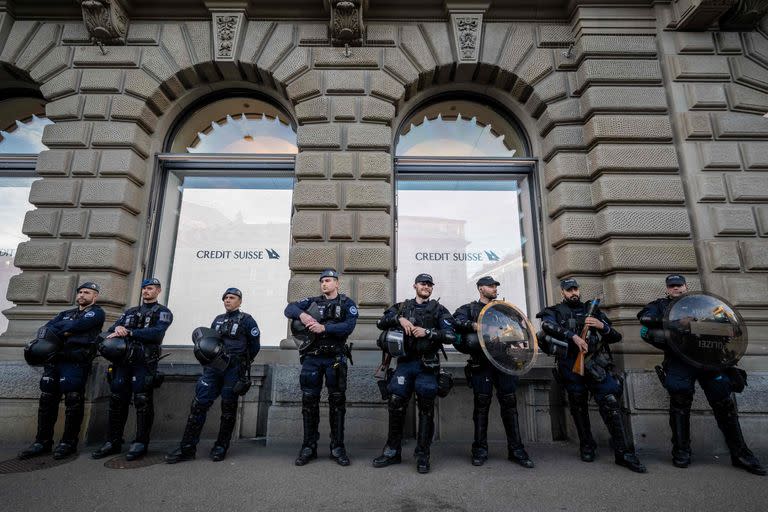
[0,1,767,451]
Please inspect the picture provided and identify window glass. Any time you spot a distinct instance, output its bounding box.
[0,115,52,154]
[159,175,292,346]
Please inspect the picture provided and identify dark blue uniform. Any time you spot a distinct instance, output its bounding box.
[105,302,173,450]
[454,301,532,466]
[284,294,357,464]
[37,305,105,450]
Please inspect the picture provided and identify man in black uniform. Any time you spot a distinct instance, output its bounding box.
[284,269,358,467]
[453,276,534,468]
[537,278,645,473]
[18,282,105,460]
[638,274,765,475]
[92,278,173,461]
[372,273,455,474]
[166,287,260,463]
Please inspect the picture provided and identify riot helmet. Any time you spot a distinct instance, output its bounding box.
[192,326,230,371]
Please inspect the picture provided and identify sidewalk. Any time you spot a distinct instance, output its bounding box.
[1,441,765,512]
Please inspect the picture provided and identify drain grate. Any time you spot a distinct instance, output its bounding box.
[104,452,166,469]
[0,454,77,474]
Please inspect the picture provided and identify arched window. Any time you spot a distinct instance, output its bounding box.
[394,96,541,316]
[152,95,297,346]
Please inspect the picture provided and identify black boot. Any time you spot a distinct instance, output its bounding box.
[18,392,59,460]
[53,392,84,460]
[126,392,153,461]
[92,393,129,459]
[415,396,434,474]
[471,393,491,466]
[211,399,238,462]
[598,395,646,474]
[373,394,408,468]
[499,393,534,468]
[165,399,208,464]
[295,393,319,466]
[669,393,693,468]
[568,392,597,462]
[712,396,767,476]
[328,391,350,466]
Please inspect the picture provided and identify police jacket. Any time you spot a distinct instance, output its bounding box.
[377,299,455,359]
[284,294,358,345]
[109,302,173,347]
[637,297,672,353]
[211,309,260,359]
[536,300,621,360]
[46,305,105,361]
[452,300,487,357]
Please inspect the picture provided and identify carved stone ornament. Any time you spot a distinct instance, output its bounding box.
[212,11,244,61]
[720,0,768,29]
[77,0,128,46]
[329,0,365,46]
[451,12,483,63]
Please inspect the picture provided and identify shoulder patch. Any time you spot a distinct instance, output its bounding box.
[250,327,260,337]
[349,305,358,316]
[159,311,172,323]
[84,311,95,318]
[443,318,452,327]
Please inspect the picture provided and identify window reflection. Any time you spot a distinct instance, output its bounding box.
[0,115,52,154]
[397,114,517,157]
[188,114,297,154]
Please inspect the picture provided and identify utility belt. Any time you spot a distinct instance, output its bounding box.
[106,357,165,391]
[59,343,97,364]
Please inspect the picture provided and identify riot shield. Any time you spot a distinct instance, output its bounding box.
[663,292,747,371]
[477,301,538,375]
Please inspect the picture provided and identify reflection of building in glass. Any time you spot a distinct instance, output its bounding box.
[471,249,527,314]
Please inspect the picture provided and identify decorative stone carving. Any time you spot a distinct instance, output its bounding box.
[720,0,768,29]
[328,0,365,47]
[212,11,245,61]
[77,0,128,47]
[450,12,483,63]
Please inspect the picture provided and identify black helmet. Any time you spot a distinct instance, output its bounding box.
[192,327,229,370]
[24,327,62,366]
[98,336,129,363]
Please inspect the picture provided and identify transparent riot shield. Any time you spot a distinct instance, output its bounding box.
[663,292,747,370]
[477,301,538,375]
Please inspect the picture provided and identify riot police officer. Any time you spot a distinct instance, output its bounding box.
[453,276,534,468]
[91,278,173,461]
[284,269,358,467]
[373,273,455,474]
[165,287,260,463]
[18,282,105,460]
[638,274,765,475]
[537,278,646,473]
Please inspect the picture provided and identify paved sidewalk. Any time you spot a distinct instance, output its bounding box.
[0,441,765,512]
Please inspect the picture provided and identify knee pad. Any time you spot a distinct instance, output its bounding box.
[670,392,693,411]
[133,392,152,411]
[40,391,59,407]
[417,396,435,415]
[302,392,320,408]
[328,391,346,408]
[475,393,492,409]
[190,398,211,416]
[597,394,619,408]
[388,394,409,413]
[498,393,517,409]
[64,391,83,408]
[221,400,238,418]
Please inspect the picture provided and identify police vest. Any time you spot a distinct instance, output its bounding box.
[213,312,252,355]
[122,304,163,331]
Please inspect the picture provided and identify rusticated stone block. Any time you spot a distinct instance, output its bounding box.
[543,152,589,187]
[75,272,129,306]
[68,240,133,273]
[73,46,141,67]
[295,151,327,178]
[584,115,672,145]
[272,47,310,84]
[36,150,72,176]
[342,244,391,272]
[400,25,436,74]
[295,97,329,123]
[333,97,357,121]
[46,274,78,303]
[30,45,72,83]
[291,211,324,240]
[344,181,391,209]
[80,69,124,92]
[330,153,354,178]
[730,56,768,92]
[110,96,158,133]
[587,144,679,174]
[580,87,667,116]
[366,24,396,45]
[358,211,391,241]
[89,209,140,243]
[293,181,339,208]
[726,83,768,115]
[537,25,573,47]
[91,122,151,158]
[14,241,68,269]
[369,71,404,102]
[83,95,110,120]
[326,70,366,94]
[532,72,568,104]
[675,32,715,54]
[497,25,534,73]
[59,209,89,237]
[347,124,392,150]
[361,97,395,123]
[127,23,160,44]
[573,59,662,94]
[741,143,768,170]
[297,124,342,149]
[716,32,742,54]
[552,245,601,275]
[40,69,80,100]
[591,176,684,206]
[600,241,697,272]
[328,211,354,240]
[685,84,727,110]
[6,272,47,304]
[98,149,147,184]
[602,275,700,308]
[742,241,768,270]
[123,69,161,101]
[289,243,339,270]
[705,241,741,271]
[22,209,59,237]
[744,32,768,68]
[298,23,327,45]
[71,150,99,176]
[695,175,726,202]
[359,152,392,179]
[314,47,380,68]
[537,99,581,135]
[757,206,768,235]
[382,48,418,85]
[723,276,768,307]
[14,23,58,71]
[355,276,391,307]
[547,182,592,216]
[46,96,82,121]
[0,20,38,64]
[595,207,690,238]
[42,121,91,148]
[727,175,768,202]
[29,179,80,207]
[287,276,324,303]
[698,142,741,170]
[286,71,322,102]
[79,179,142,214]
[667,55,730,81]
[548,213,597,246]
[542,126,584,160]
[712,112,768,139]
[516,48,555,86]
[709,206,757,235]
[680,112,713,140]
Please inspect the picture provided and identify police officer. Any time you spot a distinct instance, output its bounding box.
[537,278,646,473]
[284,269,358,467]
[373,273,455,474]
[91,278,173,461]
[638,274,765,475]
[18,282,105,460]
[453,276,534,468]
[165,287,260,463]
